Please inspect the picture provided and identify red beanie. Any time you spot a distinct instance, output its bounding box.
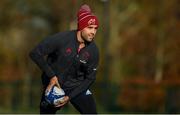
[77,4,99,30]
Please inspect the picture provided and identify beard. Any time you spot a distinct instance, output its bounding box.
[81,32,94,43]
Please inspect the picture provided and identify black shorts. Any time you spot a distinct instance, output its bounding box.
[40,90,97,114]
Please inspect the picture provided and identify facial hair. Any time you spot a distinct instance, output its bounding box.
[81,31,94,43]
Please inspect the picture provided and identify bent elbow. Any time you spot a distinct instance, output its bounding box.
[29,48,41,61]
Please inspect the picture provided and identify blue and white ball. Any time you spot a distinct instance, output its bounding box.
[45,86,65,106]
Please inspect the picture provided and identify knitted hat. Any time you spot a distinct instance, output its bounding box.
[77,4,99,30]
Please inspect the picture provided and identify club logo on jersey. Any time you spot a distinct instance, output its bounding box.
[65,48,72,56]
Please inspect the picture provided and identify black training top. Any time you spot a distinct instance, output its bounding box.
[29,30,99,100]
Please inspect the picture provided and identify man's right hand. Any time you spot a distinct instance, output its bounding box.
[46,76,61,93]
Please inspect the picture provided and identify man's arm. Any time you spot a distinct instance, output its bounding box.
[57,58,99,107]
[68,48,99,100]
[56,71,97,107]
[68,70,97,99]
[29,35,58,78]
[29,34,63,88]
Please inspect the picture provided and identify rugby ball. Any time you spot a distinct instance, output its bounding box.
[45,86,65,106]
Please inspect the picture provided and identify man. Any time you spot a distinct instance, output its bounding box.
[29,4,99,114]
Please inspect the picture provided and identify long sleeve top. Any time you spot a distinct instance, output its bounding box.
[29,30,99,100]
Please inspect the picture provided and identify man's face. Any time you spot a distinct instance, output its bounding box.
[81,25,98,42]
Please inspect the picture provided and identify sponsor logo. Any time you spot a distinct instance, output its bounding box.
[80,60,87,64]
[82,51,90,60]
[85,89,92,95]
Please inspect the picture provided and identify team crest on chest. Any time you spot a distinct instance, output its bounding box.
[65,48,72,56]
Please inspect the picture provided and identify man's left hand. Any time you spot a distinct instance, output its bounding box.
[55,96,69,107]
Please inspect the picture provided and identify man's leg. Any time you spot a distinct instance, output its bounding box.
[40,101,60,114]
[70,90,97,114]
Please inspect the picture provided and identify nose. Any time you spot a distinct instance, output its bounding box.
[91,28,97,35]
